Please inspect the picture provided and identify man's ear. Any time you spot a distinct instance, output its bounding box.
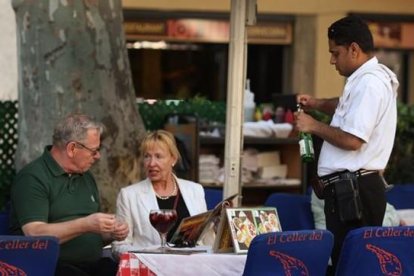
[66,141,76,158]
[349,42,361,58]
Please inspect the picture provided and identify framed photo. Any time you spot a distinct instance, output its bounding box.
[213,207,282,254]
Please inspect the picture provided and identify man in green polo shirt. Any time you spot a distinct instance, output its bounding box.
[10,113,129,276]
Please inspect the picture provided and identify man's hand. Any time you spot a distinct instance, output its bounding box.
[295,110,318,134]
[297,94,339,116]
[85,213,116,234]
[111,218,129,241]
[295,110,364,151]
[297,94,318,111]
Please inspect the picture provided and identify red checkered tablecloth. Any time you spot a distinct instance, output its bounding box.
[117,253,156,276]
[117,250,246,276]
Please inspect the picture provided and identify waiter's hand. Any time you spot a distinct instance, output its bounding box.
[297,94,318,111]
[295,109,317,133]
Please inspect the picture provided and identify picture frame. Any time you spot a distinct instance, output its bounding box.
[213,207,282,254]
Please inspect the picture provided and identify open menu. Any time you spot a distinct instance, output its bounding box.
[169,193,239,247]
[213,207,282,254]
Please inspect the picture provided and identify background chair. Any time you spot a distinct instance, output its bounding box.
[264,193,315,230]
[0,212,9,235]
[386,184,414,209]
[243,230,333,276]
[204,188,223,210]
[0,235,59,275]
[336,226,414,276]
[0,202,10,235]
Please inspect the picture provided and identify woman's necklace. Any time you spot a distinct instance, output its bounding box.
[155,180,177,200]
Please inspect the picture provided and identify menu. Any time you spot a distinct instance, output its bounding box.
[169,193,238,247]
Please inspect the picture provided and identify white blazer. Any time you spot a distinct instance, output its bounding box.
[112,177,207,256]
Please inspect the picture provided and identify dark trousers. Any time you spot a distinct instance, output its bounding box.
[55,257,118,276]
[323,172,386,273]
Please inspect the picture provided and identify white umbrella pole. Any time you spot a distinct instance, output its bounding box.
[223,0,249,206]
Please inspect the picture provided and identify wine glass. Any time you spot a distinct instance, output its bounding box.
[149,209,178,252]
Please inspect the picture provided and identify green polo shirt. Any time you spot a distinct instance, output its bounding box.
[10,146,104,263]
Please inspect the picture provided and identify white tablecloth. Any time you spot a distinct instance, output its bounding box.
[117,251,246,276]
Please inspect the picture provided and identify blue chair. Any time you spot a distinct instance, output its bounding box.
[204,188,223,210]
[0,201,11,235]
[336,226,414,276]
[0,235,59,275]
[386,184,414,209]
[264,193,315,230]
[0,211,9,235]
[243,230,334,276]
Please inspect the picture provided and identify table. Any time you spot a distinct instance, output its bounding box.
[117,251,247,276]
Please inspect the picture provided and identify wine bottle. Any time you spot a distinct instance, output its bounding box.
[297,104,315,163]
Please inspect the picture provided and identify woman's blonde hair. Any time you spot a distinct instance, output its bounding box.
[140,130,181,161]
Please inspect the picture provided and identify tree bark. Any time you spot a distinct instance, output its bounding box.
[13,0,145,212]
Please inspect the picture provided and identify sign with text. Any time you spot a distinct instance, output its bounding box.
[124,19,292,45]
[369,22,414,49]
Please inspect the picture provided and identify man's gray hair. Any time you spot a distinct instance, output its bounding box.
[52,113,104,147]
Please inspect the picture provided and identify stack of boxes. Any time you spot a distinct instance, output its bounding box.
[242,149,288,183]
[256,151,287,179]
[198,150,289,186]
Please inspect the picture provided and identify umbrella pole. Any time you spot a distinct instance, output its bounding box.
[224,0,255,206]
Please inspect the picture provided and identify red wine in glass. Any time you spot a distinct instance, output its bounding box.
[149,209,178,251]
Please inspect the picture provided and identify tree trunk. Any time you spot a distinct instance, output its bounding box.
[13,0,145,212]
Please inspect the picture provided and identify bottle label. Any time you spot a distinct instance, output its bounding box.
[308,140,314,155]
[299,139,307,156]
[299,138,314,158]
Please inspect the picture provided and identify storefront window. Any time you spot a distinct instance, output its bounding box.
[127,42,287,102]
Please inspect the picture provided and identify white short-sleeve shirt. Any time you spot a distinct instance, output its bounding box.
[318,57,398,177]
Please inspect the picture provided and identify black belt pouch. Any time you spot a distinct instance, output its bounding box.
[334,172,362,222]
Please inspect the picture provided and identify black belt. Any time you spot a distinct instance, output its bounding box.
[319,169,379,186]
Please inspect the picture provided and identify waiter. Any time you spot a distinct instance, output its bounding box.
[295,15,399,273]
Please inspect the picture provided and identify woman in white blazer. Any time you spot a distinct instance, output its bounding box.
[112,130,207,257]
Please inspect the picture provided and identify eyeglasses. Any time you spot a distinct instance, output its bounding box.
[74,141,100,156]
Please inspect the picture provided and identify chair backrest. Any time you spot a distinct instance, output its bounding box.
[243,230,334,276]
[264,193,315,230]
[0,235,59,276]
[0,211,9,235]
[0,202,11,235]
[204,188,223,210]
[386,184,414,209]
[336,226,414,276]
